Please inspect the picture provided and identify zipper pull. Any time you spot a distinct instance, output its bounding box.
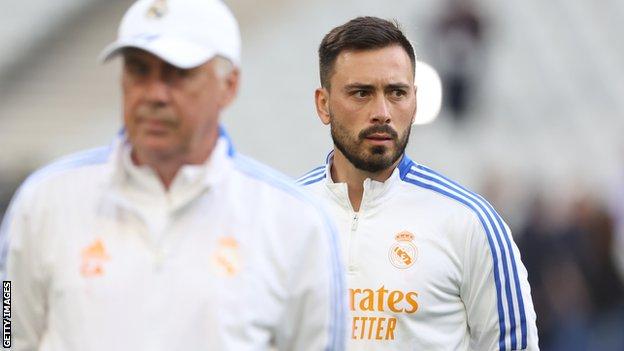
[154,247,167,272]
[351,213,359,231]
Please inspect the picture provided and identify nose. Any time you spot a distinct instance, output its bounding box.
[370,96,391,124]
[144,75,171,105]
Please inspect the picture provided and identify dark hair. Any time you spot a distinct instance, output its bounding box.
[318,16,416,88]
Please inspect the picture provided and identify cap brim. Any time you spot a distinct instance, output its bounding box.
[98,35,217,69]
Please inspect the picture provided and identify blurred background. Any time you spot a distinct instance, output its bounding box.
[1,0,623,349]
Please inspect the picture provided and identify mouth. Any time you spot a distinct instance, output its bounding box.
[364,133,394,146]
[365,133,393,141]
[365,135,394,147]
[358,125,399,148]
[137,117,176,135]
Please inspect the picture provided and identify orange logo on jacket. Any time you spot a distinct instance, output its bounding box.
[349,285,419,340]
[80,238,110,277]
[211,237,242,277]
[389,231,418,269]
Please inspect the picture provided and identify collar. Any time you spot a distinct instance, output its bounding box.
[103,126,236,213]
[323,151,414,212]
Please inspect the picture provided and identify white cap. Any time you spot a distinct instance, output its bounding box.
[99,0,241,68]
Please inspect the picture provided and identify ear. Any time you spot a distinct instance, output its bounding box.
[220,67,240,108]
[315,87,331,125]
[412,83,418,122]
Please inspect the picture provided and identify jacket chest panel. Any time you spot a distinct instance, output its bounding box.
[42,204,278,347]
[335,211,467,347]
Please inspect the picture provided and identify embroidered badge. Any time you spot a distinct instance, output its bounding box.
[211,237,242,277]
[80,238,110,277]
[389,231,418,269]
[146,0,168,19]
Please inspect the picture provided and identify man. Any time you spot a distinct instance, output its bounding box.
[298,17,538,350]
[0,0,345,350]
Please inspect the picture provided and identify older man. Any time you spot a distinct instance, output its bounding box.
[0,1,345,350]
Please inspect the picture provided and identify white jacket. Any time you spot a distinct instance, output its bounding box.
[0,129,345,351]
[298,153,538,351]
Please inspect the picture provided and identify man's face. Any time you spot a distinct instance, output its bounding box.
[122,49,237,162]
[316,45,416,173]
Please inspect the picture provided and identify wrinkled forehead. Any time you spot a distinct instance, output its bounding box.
[121,47,172,66]
[119,47,194,70]
[330,45,415,88]
[120,47,237,83]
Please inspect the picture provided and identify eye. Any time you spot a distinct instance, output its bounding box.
[390,89,407,99]
[160,66,195,84]
[125,60,149,77]
[352,90,370,98]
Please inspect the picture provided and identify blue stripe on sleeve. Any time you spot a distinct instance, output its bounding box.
[402,172,509,350]
[296,166,326,184]
[299,173,326,186]
[414,165,527,349]
[397,160,527,350]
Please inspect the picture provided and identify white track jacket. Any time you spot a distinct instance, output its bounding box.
[298,153,538,351]
[0,129,345,351]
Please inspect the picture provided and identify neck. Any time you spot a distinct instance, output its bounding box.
[330,149,398,212]
[131,129,219,190]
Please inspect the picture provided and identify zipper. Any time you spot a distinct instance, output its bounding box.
[351,213,359,231]
[153,195,175,271]
[347,212,360,272]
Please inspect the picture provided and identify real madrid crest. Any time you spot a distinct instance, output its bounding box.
[389,231,418,269]
[210,236,242,277]
[146,0,168,19]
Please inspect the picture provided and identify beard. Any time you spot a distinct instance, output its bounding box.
[330,113,411,173]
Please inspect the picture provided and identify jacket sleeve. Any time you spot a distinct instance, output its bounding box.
[461,211,539,351]
[0,187,48,351]
[274,208,346,351]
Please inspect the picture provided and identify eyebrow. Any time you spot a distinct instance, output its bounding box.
[123,54,190,74]
[386,83,411,90]
[122,48,145,60]
[123,54,146,66]
[343,83,412,91]
[344,83,375,91]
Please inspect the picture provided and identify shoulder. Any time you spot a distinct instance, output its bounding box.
[24,146,111,187]
[399,159,506,230]
[0,146,113,253]
[228,154,340,255]
[11,146,112,209]
[296,165,327,187]
[229,153,326,214]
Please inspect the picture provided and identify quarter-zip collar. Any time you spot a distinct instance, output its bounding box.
[102,126,236,216]
[323,150,414,212]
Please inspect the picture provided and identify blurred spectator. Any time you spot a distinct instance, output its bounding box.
[608,165,624,284]
[433,0,486,122]
[518,194,589,350]
[518,194,624,351]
